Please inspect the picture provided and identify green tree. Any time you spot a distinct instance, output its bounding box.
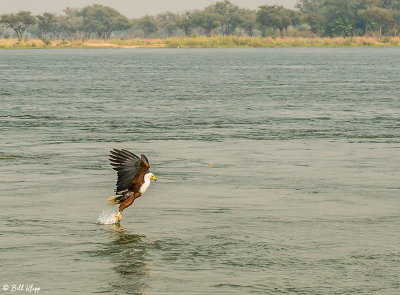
[0,11,37,41]
[176,11,195,36]
[296,0,326,14]
[239,9,257,36]
[80,5,130,39]
[36,13,56,40]
[330,16,353,36]
[192,10,221,36]
[207,0,243,35]
[359,6,392,35]
[305,12,325,35]
[325,0,374,36]
[156,12,178,37]
[257,5,293,36]
[137,15,158,38]
[297,0,385,36]
[380,0,400,9]
[57,8,84,40]
[392,10,400,35]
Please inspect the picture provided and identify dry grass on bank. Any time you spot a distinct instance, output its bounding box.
[164,35,400,48]
[0,38,167,49]
[1,36,399,49]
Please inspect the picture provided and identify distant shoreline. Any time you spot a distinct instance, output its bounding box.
[1,36,399,49]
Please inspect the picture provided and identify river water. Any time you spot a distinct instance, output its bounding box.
[0,48,399,294]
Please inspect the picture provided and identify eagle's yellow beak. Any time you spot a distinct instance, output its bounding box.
[151,174,157,181]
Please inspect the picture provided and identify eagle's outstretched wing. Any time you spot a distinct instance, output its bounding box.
[109,149,150,193]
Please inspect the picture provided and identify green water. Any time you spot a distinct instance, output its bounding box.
[0,48,399,294]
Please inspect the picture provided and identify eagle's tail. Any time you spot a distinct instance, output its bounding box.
[106,195,123,206]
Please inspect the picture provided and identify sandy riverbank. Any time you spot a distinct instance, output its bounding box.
[1,36,399,49]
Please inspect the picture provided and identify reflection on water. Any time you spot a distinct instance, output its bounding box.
[103,224,150,294]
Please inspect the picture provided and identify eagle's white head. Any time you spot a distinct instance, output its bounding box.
[140,173,156,194]
[145,172,157,181]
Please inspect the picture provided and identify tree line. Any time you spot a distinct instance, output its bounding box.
[1,0,400,42]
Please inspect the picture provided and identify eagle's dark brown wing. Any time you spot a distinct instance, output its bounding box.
[109,149,150,194]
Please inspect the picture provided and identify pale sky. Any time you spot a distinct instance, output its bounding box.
[1,0,298,18]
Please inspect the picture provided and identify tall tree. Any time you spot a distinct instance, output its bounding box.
[296,0,392,36]
[359,6,392,35]
[306,12,325,35]
[322,0,367,36]
[156,12,178,37]
[36,13,56,40]
[296,0,326,14]
[0,11,36,41]
[137,15,158,38]
[207,0,243,35]
[176,11,195,36]
[380,0,400,10]
[192,10,221,36]
[80,5,130,39]
[392,10,400,35]
[240,9,257,36]
[257,5,293,36]
[57,8,84,40]
[330,15,353,36]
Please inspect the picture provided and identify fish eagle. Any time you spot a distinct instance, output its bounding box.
[107,149,156,222]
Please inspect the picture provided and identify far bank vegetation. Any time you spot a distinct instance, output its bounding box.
[1,0,400,48]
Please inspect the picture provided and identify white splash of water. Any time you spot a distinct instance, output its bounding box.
[97,206,119,224]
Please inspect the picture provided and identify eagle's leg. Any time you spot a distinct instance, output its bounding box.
[115,212,122,223]
[115,196,135,222]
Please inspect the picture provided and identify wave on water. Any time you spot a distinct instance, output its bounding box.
[97,206,119,224]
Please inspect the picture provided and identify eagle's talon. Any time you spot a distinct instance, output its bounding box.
[115,212,122,223]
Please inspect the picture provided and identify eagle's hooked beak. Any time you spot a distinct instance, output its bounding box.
[151,174,157,181]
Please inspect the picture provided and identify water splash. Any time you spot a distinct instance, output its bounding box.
[97,206,119,224]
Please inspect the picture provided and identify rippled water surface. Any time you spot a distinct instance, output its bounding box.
[1,48,400,294]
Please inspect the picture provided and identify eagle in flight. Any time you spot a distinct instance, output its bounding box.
[107,149,156,222]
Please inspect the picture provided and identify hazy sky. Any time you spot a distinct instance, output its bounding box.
[1,0,298,18]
